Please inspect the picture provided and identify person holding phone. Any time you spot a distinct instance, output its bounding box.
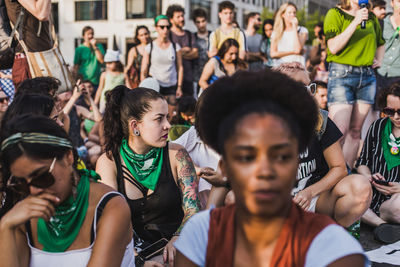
[356,82,400,243]
[324,0,385,169]
[0,115,135,267]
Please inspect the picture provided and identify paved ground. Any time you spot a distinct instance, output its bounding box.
[360,223,400,267]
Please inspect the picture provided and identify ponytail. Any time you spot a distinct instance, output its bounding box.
[103,86,165,158]
[104,85,130,158]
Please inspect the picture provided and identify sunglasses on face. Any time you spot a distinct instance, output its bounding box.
[157,25,170,30]
[6,157,57,196]
[0,97,9,104]
[382,107,400,117]
[305,83,317,95]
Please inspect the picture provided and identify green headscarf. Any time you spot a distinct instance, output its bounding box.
[155,15,169,25]
[120,138,163,190]
[382,119,400,171]
[37,169,100,252]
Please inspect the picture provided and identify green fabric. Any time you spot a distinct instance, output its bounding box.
[119,139,163,190]
[381,120,400,171]
[100,72,125,108]
[168,124,191,141]
[377,16,400,78]
[155,15,169,25]
[324,7,385,66]
[73,44,105,85]
[84,118,95,133]
[1,132,72,151]
[37,169,96,252]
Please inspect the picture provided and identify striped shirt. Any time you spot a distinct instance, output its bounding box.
[356,118,400,215]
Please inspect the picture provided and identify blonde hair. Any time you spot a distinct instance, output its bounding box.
[272,62,323,132]
[338,0,351,10]
[272,2,297,45]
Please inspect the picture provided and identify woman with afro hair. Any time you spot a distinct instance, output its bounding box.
[173,70,367,267]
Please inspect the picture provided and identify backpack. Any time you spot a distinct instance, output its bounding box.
[0,0,23,70]
[146,41,177,77]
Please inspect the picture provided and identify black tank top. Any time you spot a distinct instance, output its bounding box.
[113,143,184,243]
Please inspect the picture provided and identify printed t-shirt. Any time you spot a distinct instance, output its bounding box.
[292,118,343,195]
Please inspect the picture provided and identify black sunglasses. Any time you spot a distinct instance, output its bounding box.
[382,107,400,117]
[0,97,9,104]
[158,25,170,30]
[6,157,57,196]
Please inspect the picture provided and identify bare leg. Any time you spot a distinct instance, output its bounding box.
[328,104,352,147]
[380,193,400,224]
[165,95,177,121]
[343,102,371,168]
[316,174,372,227]
[362,208,386,227]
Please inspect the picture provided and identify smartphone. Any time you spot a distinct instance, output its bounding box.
[138,238,169,260]
[373,178,389,186]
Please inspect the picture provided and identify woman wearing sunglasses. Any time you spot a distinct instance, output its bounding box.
[175,70,367,267]
[273,62,371,236]
[141,15,184,120]
[0,115,135,267]
[356,82,400,243]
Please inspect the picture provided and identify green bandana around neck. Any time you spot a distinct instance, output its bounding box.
[37,169,98,252]
[119,138,163,191]
[381,119,400,171]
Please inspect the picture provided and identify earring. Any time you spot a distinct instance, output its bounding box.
[134,129,140,136]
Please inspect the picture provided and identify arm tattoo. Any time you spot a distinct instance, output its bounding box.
[175,148,200,233]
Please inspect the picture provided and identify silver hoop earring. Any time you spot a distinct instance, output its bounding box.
[134,129,140,136]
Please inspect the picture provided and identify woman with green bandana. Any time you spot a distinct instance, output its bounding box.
[356,82,400,243]
[0,115,135,267]
[96,85,200,266]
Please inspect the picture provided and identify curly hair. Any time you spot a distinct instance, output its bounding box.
[166,4,184,19]
[195,70,318,155]
[103,85,165,157]
[377,81,400,109]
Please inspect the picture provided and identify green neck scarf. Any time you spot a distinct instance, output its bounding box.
[382,119,400,171]
[37,169,99,252]
[120,139,163,190]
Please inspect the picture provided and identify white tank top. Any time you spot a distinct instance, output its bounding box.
[27,192,135,267]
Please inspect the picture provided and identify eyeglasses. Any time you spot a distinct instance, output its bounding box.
[0,97,9,104]
[6,157,57,196]
[382,107,400,117]
[157,25,170,30]
[305,83,317,95]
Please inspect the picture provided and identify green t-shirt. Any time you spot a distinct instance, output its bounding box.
[324,7,385,66]
[73,44,105,85]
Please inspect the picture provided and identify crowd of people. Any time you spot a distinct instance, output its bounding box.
[1,0,400,266]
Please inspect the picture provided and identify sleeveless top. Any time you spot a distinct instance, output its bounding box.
[99,72,125,113]
[205,202,334,267]
[26,192,135,267]
[113,143,184,244]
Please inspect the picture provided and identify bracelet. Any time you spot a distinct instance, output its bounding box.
[173,232,180,237]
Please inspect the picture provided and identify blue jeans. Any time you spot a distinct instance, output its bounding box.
[327,62,376,106]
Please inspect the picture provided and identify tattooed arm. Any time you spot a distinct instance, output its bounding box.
[164,144,200,266]
[175,148,200,233]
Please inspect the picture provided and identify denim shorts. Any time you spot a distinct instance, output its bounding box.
[327,62,376,106]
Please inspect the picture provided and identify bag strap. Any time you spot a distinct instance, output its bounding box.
[214,56,227,75]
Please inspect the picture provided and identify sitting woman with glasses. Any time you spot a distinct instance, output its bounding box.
[0,115,135,267]
[356,82,400,243]
[273,62,371,235]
